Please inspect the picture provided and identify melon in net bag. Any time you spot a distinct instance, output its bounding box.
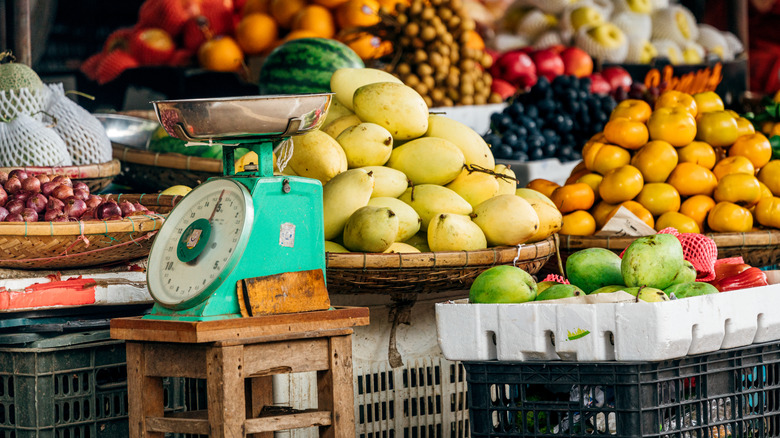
[44,83,112,165]
[0,87,47,122]
[0,113,73,167]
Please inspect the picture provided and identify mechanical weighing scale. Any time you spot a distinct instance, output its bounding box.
[144,93,334,321]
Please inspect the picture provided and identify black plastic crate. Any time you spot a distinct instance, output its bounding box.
[464,342,780,437]
[0,333,186,438]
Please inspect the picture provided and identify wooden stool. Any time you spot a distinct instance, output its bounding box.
[111,307,370,438]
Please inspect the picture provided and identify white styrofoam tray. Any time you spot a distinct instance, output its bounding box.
[496,158,581,187]
[429,103,507,135]
[435,284,780,362]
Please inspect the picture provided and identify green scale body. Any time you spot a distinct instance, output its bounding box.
[144,141,325,321]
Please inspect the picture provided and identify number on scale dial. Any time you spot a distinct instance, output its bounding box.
[147,178,254,308]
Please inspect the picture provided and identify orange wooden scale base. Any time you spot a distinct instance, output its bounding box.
[110,307,370,438]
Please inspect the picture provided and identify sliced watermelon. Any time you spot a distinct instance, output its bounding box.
[258,38,364,95]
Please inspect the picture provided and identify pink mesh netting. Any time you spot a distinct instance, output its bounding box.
[542,274,570,284]
[619,227,719,281]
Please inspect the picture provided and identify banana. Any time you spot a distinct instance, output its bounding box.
[322,168,374,240]
[426,114,495,169]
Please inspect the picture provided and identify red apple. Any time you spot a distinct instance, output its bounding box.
[530,49,565,82]
[491,78,517,101]
[589,73,612,95]
[129,28,176,66]
[601,66,633,93]
[560,47,593,78]
[490,50,538,90]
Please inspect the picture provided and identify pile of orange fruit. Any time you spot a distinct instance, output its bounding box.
[236,0,403,60]
[527,90,780,236]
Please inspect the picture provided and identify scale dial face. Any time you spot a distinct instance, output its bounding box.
[147,178,254,309]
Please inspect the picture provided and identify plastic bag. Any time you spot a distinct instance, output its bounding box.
[0,113,73,167]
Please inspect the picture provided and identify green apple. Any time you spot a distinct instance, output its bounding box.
[469,265,537,304]
[587,23,627,49]
[570,6,604,31]
[627,0,652,14]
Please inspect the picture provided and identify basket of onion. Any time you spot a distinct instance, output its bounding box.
[0,168,165,269]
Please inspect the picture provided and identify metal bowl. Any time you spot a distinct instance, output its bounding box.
[95,113,159,150]
[152,93,334,142]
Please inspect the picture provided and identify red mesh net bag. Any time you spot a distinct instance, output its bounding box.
[619,228,719,281]
[541,274,570,284]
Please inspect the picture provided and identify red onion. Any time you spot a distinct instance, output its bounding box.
[26,193,47,213]
[104,214,124,221]
[64,197,87,218]
[86,195,103,208]
[0,187,7,207]
[20,208,38,222]
[41,181,60,197]
[52,175,72,187]
[5,199,25,215]
[13,190,31,203]
[73,182,90,194]
[0,206,8,222]
[37,174,51,184]
[4,177,21,195]
[119,200,136,216]
[20,177,41,193]
[8,169,28,180]
[52,184,74,201]
[47,197,65,211]
[4,213,23,222]
[44,209,66,221]
[96,200,122,219]
[80,208,97,221]
[0,171,8,185]
[132,202,150,213]
[72,187,89,202]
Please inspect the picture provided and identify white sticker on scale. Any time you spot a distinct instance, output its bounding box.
[279,222,295,248]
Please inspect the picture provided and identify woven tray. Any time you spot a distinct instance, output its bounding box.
[541,231,780,275]
[0,215,165,270]
[0,160,121,193]
[325,237,556,295]
[106,193,184,215]
[113,144,221,192]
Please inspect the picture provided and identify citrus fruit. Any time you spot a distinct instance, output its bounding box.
[198,36,244,72]
[236,13,278,55]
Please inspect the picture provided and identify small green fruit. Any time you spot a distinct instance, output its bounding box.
[590,285,629,294]
[536,281,561,296]
[664,281,719,298]
[566,247,624,293]
[636,286,671,302]
[536,284,584,301]
[469,265,537,303]
[622,234,685,289]
[667,260,697,287]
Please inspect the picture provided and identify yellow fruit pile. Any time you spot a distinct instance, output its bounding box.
[236,0,396,59]
[528,90,780,236]
[278,67,562,253]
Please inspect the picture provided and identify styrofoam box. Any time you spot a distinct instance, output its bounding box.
[435,284,780,362]
[497,158,581,187]
[429,103,507,135]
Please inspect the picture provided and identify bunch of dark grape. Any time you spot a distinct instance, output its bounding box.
[613,82,665,106]
[391,0,502,107]
[484,75,616,162]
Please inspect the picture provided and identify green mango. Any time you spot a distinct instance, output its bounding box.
[535,284,584,301]
[622,234,685,290]
[536,281,561,296]
[566,248,624,293]
[664,281,719,298]
[636,286,670,302]
[590,285,630,294]
[469,265,537,304]
[667,260,697,287]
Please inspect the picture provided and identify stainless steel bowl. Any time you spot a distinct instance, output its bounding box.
[152,93,334,142]
[95,113,159,150]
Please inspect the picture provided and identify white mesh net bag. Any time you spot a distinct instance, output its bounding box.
[44,83,112,165]
[0,87,47,122]
[0,113,73,167]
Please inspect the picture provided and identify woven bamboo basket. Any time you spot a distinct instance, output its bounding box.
[540,231,780,276]
[0,215,165,270]
[113,145,221,193]
[325,237,556,295]
[0,160,121,193]
[107,193,184,215]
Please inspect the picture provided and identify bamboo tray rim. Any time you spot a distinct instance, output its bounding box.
[0,214,165,236]
[0,159,121,178]
[113,144,223,173]
[325,237,555,270]
[558,230,780,250]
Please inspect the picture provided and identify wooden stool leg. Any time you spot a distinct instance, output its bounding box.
[246,376,274,438]
[207,345,246,438]
[126,342,165,438]
[317,335,355,438]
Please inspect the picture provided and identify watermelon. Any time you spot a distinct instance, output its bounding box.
[258,38,364,95]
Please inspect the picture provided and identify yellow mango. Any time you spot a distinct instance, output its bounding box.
[330,67,403,111]
[343,206,399,252]
[322,168,374,240]
[353,82,429,140]
[289,130,347,185]
[398,184,473,230]
[472,195,540,246]
[427,213,487,252]
[359,166,409,198]
[337,122,393,168]
[387,137,465,185]
[426,114,495,168]
[445,168,500,208]
[368,197,422,242]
